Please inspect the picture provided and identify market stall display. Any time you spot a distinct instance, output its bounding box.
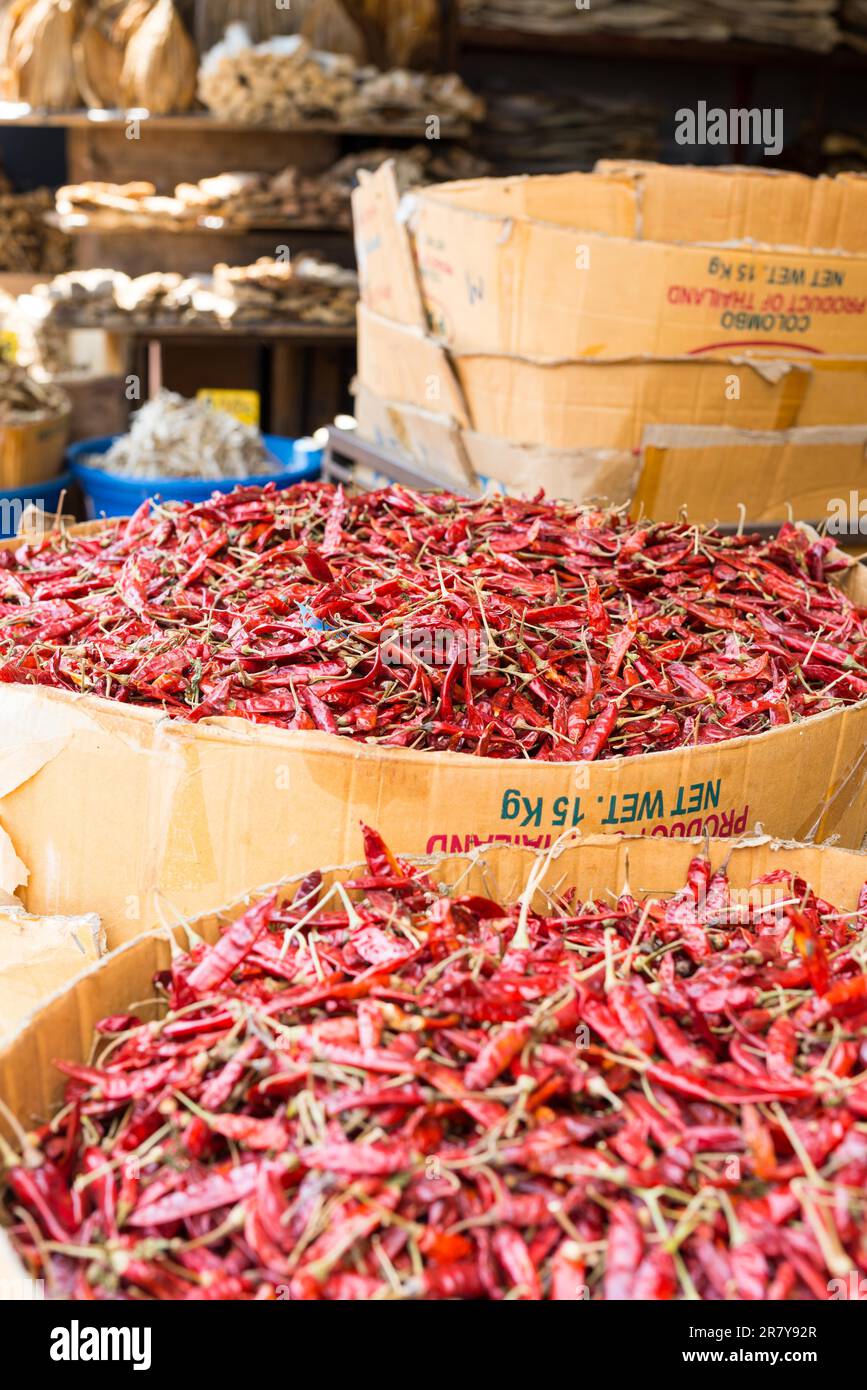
[0,0,198,112]
[53,144,490,232]
[3,829,867,1299]
[0,186,69,273]
[460,0,840,52]
[14,254,358,330]
[78,390,270,480]
[197,25,483,128]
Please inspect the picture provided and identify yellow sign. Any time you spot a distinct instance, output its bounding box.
[196,389,261,428]
[0,331,18,362]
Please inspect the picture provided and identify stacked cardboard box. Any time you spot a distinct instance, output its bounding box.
[351,160,867,519]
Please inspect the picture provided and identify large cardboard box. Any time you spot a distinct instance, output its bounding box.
[0,524,864,945]
[357,303,831,452]
[2,830,866,1284]
[636,424,867,525]
[354,163,867,361]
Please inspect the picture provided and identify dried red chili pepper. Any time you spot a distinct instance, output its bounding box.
[0,486,863,763]
[4,833,867,1301]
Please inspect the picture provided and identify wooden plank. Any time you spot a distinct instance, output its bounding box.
[268,343,305,438]
[457,25,867,68]
[306,346,353,435]
[53,317,357,343]
[67,126,339,193]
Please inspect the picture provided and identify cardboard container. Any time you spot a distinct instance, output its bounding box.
[352,381,640,503]
[2,831,866,1285]
[0,407,70,490]
[356,303,844,452]
[636,424,867,525]
[0,520,864,945]
[593,161,867,253]
[354,163,867,361]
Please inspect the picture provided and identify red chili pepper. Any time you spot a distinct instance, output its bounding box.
[187,894,277,995]
[6,829,867,1302]
[492,1227,542,1300]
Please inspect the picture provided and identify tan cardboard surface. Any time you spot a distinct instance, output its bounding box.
[0,409,69,490]
[0,907,103,1038]
[357,304,867,455]
[351,382,477,489]
[356,305,468,425]
[351,161,426,329]
[409,191,867,359]
[352,381,639,503]
[594,161,867,253]
[453,353,812,451]
[2,830,866,1284]
[354,161,867,362]
[636,424,867,524]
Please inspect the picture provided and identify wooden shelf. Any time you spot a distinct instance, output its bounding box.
[49,214,353,237]
[458,24,867,70]
[53,316,357,343]
[0,105,472,139]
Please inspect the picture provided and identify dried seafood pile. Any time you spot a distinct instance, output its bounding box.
[55,144,489,232]
[86,389,270,480]
[212,256,358,325]
[0,288,74,377]
[0,187,70,273]
[198,23,483,127]
[461,0,839,52]
[0,0,198,113]
[474,88,659,175]
[21,255,358,330]
[0,360,69,423]
[841,0,867,49]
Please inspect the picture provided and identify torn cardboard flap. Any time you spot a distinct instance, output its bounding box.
[0,905,104,1038]
[357,306,840,451]
[351,162,426,330]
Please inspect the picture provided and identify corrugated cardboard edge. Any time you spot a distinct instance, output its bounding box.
[636,427,867,525]
[3,832,867,1288]
[352,379,639,504]
[641,424,867,449]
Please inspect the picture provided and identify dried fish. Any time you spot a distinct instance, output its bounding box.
[197,22,483,127]
[86,389,270,480]
[0,359,69,424]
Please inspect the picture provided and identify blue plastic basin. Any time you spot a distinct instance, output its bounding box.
[0,472,73,539]
[68,434,323,519]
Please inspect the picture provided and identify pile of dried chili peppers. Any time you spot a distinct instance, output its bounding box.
[4,826,867,1300]
[0,484,864,759]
